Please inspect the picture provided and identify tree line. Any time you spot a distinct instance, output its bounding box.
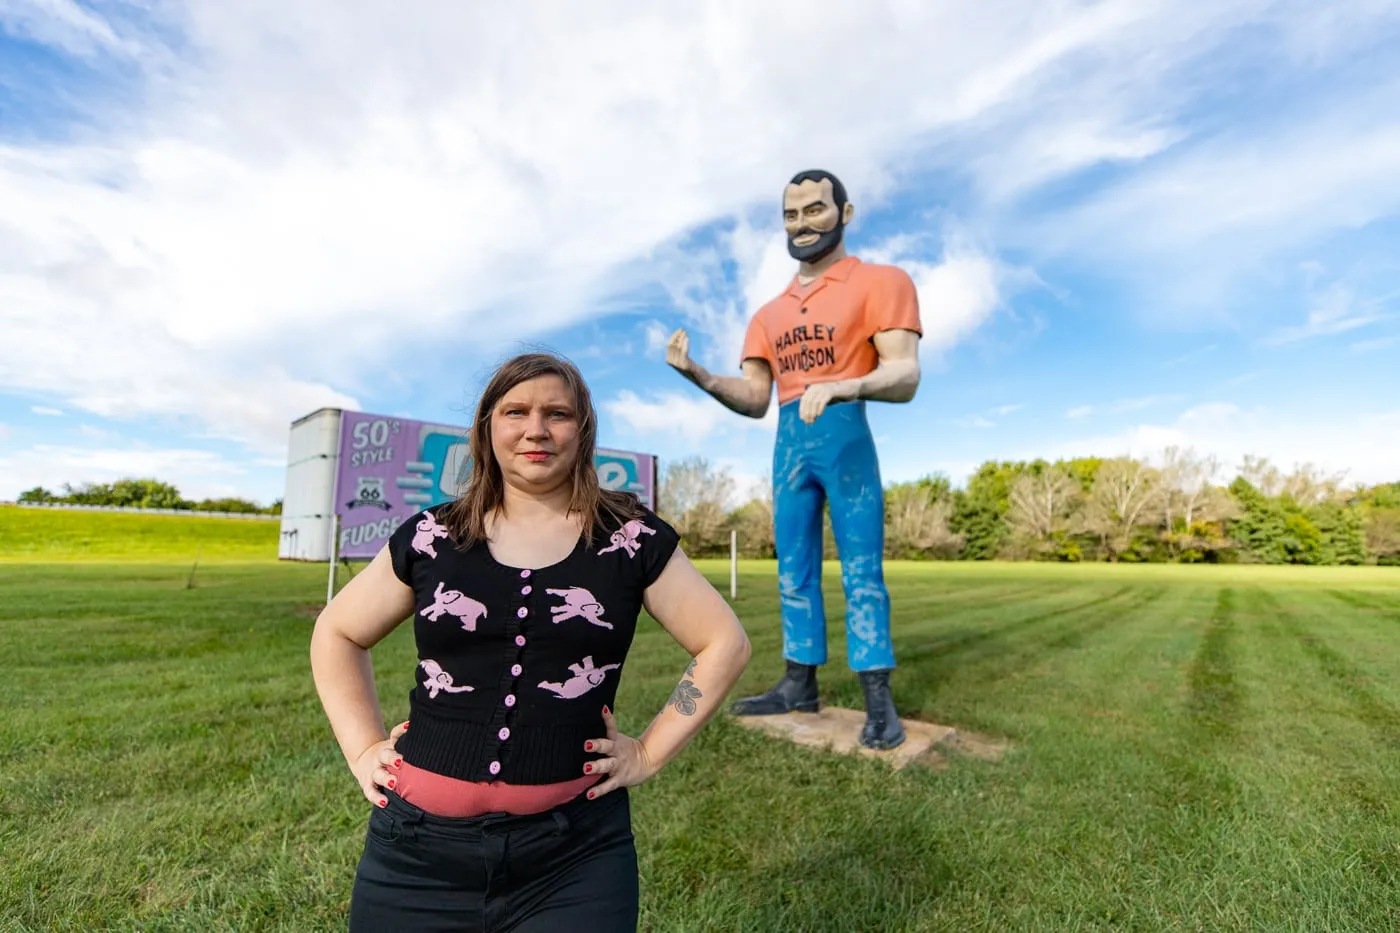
[16,479,282,515]
[20,450,1400,567]
[657,449,1400,567]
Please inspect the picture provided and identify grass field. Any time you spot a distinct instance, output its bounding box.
[2,507,1399,931]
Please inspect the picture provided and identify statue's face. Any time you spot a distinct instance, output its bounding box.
[783,177,847,262]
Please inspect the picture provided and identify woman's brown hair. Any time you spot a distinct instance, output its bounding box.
[439,350,646,548]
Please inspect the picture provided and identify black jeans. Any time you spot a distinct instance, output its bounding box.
[348,786,639,932]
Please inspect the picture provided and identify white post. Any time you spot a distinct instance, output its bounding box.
[730,529,738,600]
[325,511,339,605]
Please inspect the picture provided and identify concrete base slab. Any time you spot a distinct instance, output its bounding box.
[731,705,957,770]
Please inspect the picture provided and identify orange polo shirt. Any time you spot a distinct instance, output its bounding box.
[741,255,922,405]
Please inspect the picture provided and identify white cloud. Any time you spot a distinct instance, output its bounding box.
[0,442,266,502]
[1352,335,1399,353]
[31,406,63,416]
[4,0,1399,489]
[0,0,144,59]
[864,230,1013,361]
[1012,74,1400,328]
[1063,395,1183,420]
[0,423,9,440]
[76,424,118,441]
[1037,402,1400,486]
[1265,280,1387,346]
[7,1,1355,434]
[642,321,670,356]
[952,403,1023,429]
[602,389,776,443]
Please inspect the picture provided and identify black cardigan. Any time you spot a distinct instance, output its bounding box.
[386,500,681,785]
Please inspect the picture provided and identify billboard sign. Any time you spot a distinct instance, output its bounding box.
[332,410,657,559]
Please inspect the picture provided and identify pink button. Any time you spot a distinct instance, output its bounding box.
[511,663,522,676]
[515,635,526,647]
[505,694,516,707]
[521,585,532,595]
[517,607,527,619]
[520,569,530,579]
[489,761,501,775]
[498,727,510,741]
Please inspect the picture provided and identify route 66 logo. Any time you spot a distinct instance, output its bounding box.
[347,476,391,510]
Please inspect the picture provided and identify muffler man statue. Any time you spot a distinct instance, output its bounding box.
[665,169,922,749]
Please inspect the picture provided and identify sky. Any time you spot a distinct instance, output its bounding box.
[2,0,1398,509]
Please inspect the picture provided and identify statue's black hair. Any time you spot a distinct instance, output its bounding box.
[787,169,847,211]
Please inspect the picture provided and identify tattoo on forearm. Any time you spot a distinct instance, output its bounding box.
[666,658,703,716]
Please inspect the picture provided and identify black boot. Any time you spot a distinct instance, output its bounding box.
[729,659,820,716]
[858,669,906,750]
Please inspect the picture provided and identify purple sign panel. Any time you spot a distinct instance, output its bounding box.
[332,410,657,559]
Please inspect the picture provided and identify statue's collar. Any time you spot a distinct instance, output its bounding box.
[784,255,860,296]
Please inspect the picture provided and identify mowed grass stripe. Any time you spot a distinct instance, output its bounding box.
[910,586,1168,726]
[911,585,1230,930]
[1225,587,1400,928]
[1325,587,1400,624]
[1255,588,1400,746]
[1186,587,1242,740]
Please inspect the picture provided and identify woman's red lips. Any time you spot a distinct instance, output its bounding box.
[523,451,552,461]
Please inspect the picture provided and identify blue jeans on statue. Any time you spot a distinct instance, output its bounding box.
[772,397,895,673]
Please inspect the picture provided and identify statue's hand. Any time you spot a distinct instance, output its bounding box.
[799,380,855,425]
[665,328,694,375]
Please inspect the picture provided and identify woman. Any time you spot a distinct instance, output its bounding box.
[310,350,751,932]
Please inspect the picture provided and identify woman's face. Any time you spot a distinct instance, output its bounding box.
[490,374,581,495]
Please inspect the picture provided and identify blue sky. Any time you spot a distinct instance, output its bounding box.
[2,1,1398,507]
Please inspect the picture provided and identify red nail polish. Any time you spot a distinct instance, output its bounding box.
[386,778,396,789]
[394,758,402,767]
[377,798,387,807]
[587,791,595,799]
[585,742,593,751]
[603,705,610,715]
[584,763,592,773]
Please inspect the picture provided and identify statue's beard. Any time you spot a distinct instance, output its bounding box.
[787,222,844,262]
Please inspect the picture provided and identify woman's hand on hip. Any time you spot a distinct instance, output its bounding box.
[352,719,409,808]
[582,706,656,800]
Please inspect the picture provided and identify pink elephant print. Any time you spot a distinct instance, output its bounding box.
[597,519,656,558]
[421,581,489,632]
[538,655,621,699]
[420,659,474,699]
[546,586,611,630]
[412,511,450,558]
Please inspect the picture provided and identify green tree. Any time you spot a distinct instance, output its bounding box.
[950,461,1023,560]
[17,487,55,503]
[1061,456,1105,493]
[193,497,262,513]
[1365,508,1400,566]
[60,478,188,509]
[1279,511,1325,565]
[1227,477,1288,564]
[1309,502,1368,565]
[1367,482,1400,510]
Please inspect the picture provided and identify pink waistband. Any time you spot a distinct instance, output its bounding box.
[392,761,600,818]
